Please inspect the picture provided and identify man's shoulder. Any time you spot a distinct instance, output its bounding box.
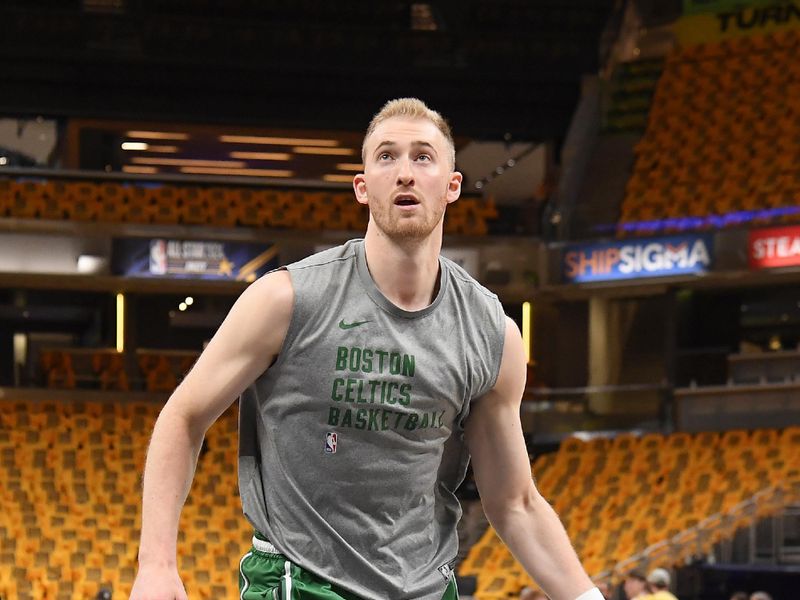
[441,254,498,303]
[286,239,361,273]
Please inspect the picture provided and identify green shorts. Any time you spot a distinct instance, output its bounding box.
[239,535,459,600]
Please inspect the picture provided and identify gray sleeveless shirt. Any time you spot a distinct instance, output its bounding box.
[238,239,505,600]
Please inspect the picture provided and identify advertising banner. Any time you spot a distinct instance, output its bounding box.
[563,235,714,283]
[674,2,800,44]
[112,238,279,281]
[749,225,800,269]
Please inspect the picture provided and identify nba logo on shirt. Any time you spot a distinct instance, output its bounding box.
[324,432,337,454]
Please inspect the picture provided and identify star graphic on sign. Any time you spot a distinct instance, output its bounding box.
[218,257,234,276]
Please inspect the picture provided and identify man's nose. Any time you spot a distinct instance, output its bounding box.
[396,157,414,186]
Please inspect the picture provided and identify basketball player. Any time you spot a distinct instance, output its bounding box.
[130,99,602,600]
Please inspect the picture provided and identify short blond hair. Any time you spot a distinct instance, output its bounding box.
[362,98,456,169]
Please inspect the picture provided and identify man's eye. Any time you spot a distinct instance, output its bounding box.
[416,154,431,162]
[378,153,392,161]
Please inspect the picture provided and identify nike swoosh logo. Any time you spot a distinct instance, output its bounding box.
[339,319,371,330]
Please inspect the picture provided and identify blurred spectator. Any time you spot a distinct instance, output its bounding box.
[594,580,612,600]
[624,570,648,599]
[646,568,678,600]
[750,593,772,600]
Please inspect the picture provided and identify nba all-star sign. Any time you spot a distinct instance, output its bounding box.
[112,238,279,281]
[749,225,800,269]
[563,235,714,283]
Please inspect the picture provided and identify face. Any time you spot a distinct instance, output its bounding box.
[624,578,645,599]
[354,116,462,241]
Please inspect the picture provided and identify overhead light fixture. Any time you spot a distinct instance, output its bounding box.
[323,174,356,183]
[219,135,339,147]
[179,302,187,311]
[229,151,292,161]
[522,301,532,364]
[294,147,355,156]
[116,293,125,353]
[126,130,189,140]
[131,157,246,168]
[122,166,159,174]
[145,145,180,153]
[179,167,294,178]
[121,142,149,151]
[185,296,194,306]
[336,163,364,171]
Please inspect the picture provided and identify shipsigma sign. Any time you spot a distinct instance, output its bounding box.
[563,235,713,283]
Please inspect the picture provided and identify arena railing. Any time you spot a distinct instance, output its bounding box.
[593,477,800,584]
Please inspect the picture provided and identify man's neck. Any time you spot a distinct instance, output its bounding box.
[363,226,442,312]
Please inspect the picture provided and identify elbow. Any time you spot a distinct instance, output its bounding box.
[156,394,207,446]
[482,484,545,530]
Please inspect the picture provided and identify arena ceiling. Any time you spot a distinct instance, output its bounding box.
[0,0,618,144]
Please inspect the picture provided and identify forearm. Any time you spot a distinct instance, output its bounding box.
[485,487,594,600]
[137,401,205,567]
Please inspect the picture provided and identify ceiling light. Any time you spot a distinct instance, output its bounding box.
[229,151,292,161]
[179,167,294,178]
[131,157,246,168]
[323,174,356,183]
[336,163,364,171]
[126,130,189,140]
[185,296,194,306]
[179,302,187,311]
[294,147,355,156]
[122,166,158,174]
[0,157,6,166]
[146,145,180,153]
[219,135,339,146]
[121,142,149,151]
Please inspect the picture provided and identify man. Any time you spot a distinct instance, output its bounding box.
[623,571,648,600]
[130,98,602,600]
[645,568,677,600]
[594,580,612,600]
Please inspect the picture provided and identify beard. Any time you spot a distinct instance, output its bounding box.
[367,193,447,241]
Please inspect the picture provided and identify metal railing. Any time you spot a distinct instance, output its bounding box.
[593,477,800,584]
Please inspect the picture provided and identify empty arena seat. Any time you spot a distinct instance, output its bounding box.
[460,427,800,597]
[619,29,800,236]
[0,399,248,599]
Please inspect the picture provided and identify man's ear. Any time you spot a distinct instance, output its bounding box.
[353,173,368,206]
[446,171,463,204]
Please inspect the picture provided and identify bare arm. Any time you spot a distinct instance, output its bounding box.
[131,270,293,600]
[465,317,597,600]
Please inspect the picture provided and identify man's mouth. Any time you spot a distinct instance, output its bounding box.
[394,194,420,206]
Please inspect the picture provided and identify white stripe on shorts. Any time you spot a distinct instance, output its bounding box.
[283,560,293,598]
[239,551,253,600]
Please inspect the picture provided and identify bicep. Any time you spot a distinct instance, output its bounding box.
[465,317,533,511]
[166,269,294,432]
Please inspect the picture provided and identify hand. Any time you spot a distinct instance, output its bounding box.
[129,563,188,600]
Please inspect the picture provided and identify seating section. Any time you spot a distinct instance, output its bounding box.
[459,428,800,599]
[0,398,246,600]
[619,30,800,235]
[39,348,198,393]
[0,178,498,236]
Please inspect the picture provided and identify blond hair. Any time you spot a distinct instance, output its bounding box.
[362,98,456,169]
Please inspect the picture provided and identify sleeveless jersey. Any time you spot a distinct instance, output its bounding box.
[238,239,506,600]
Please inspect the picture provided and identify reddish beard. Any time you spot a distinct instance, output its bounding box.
[367,194,447,240]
